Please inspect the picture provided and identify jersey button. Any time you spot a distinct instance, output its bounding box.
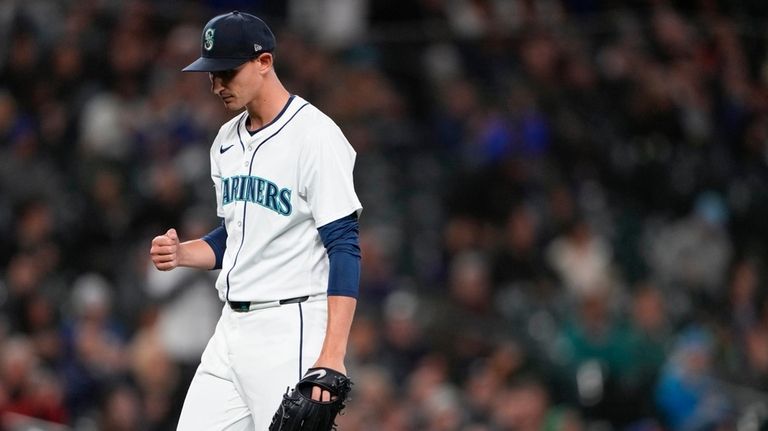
[248,145,253,151]
[244,161,249,167]
[237,221,242,227]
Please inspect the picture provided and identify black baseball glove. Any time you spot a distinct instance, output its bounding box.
[269,367,353,431]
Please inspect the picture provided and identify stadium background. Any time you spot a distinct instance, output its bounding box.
[1,0,768,429]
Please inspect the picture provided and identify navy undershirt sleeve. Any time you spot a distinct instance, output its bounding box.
[317,213,361,298]
[202,219,227,270]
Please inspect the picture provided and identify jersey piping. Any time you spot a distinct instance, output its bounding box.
[235,112,248,151]
[298,302,304,380]
[224,101,311,302]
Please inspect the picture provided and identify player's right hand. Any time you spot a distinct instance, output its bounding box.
[150,228,180,271]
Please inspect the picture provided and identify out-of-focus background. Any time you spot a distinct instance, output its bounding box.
[1,0,768,430]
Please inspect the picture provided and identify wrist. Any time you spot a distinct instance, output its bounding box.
[176,241,189,267]
[316,351,346,363]
[313,355,346,375]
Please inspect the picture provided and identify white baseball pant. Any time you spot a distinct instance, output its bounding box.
[176,296,327,430]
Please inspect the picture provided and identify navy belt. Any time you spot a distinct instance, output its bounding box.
[228,295,309,312]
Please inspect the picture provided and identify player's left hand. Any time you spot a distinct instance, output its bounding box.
[310,360,345,402]
[269,366,352,431]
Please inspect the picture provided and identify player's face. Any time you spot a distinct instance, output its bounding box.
[209,61,260,110]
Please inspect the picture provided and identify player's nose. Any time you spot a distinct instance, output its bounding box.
[209,74,224,94]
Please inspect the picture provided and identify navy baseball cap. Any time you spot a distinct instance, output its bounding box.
[183,11,276,72]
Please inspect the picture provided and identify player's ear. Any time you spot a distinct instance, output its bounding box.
[255,52,273,73]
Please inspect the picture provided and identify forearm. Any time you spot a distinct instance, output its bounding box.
[177,239,217,270]
[316,295,357,368]
[314,213,360,370]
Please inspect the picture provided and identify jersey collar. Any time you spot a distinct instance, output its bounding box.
[242,95,298,138]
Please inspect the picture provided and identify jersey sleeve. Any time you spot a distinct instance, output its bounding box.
[210,134,225,218]
[298,120,362,228]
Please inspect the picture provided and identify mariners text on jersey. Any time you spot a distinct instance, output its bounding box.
[221,175,292,215]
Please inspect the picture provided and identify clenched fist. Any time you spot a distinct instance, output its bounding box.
[150,228,180,271]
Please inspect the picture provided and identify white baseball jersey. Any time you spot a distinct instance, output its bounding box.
[209,95,362,303]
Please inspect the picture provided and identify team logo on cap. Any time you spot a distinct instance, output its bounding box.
[204,28,215,51]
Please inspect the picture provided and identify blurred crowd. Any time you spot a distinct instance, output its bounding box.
[1,0,768,430]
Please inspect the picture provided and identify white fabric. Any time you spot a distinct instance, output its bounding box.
[177,299,327,430]
[209,96,362,302]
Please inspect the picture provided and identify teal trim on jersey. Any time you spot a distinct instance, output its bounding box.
[221,175,292,215]
[236,175,248,201]
[224,101,310,302]
[222,177,230,204]
[245,176,257,203]
[265,182,278,212]
[256,178,266,205]
[231,176,241,200]
[278,189,292,216]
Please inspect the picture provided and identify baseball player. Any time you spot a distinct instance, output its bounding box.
[149,11,362,430]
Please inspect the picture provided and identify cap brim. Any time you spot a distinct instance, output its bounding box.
[182,57,248,72]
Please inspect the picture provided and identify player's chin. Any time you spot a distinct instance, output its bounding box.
[221,98,243,110]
